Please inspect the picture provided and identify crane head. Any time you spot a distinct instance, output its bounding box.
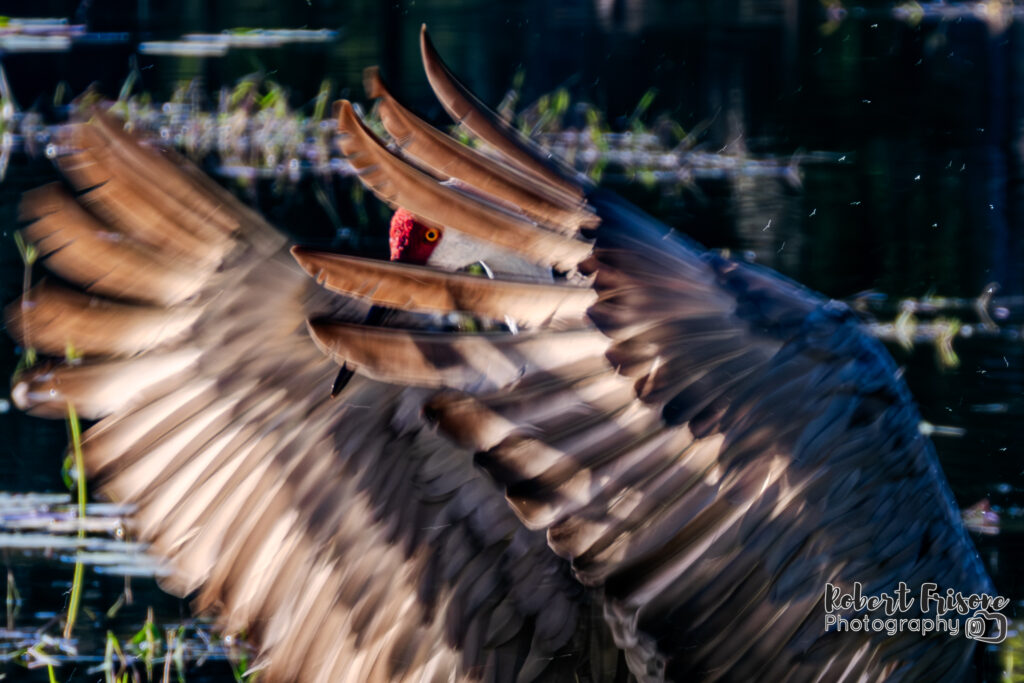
[389,208,442,265]
[389,207,553,280]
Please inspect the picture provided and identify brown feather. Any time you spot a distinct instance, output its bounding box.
[11,349,201,419]
[418,25,585,201]
[336,100,592,271]
[365,66,596,235]
[425,391,524,452]
[5,281,200,357]
[7,113,586,683]
[68,114,239,239]
[63,164,228,264]
[20,184,207,306]
[3,41,989,683]
[307,320,608,390]
[291,247,594,326]
[54,116,244,263]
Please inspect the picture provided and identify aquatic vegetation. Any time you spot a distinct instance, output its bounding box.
[0,17,83,53]
[2,41,1021,679]
[63,402,86,641]
[1003,625,1024,683]
[852,286,1024,368]
[0,62,835,190]
[0,492,260,680]
[3,63,1020,367]
[819,0,1020,33]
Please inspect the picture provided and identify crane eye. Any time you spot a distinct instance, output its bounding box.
[424,228,440,242]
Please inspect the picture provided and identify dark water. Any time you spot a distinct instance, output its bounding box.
[0,1,1021,681]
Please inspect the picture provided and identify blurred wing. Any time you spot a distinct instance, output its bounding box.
[313,29,993,682]
[416,27,586,203]
[7,113,603,682]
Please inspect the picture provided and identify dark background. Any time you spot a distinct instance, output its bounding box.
[0,1,1021,680]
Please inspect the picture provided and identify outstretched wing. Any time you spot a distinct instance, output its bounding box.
[8,26,994,683]
[7,113,605,683]
[308,26,993,682]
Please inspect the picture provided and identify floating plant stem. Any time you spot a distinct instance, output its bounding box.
[312,78,331,123]
[172,624,186,683]
[103,629,127,683]
[130,606,160,680]
[13,232,37,371]
[68,403,86,520]
[628,87,658,133]
[6,568,19,630]
[934,318,961,369]
[106,592,125,619]
[162,627,175,683]
[62,401,87,640]
[63,531,86,640]
[103,631,115,683]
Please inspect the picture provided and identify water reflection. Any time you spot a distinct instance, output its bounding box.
[0,1,1021,680]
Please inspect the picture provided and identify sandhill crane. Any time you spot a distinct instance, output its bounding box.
[7,26,996,683]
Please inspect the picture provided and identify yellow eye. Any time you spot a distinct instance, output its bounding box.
[424,228,440,242]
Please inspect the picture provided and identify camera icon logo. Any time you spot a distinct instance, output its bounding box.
[965,609,1008,644]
